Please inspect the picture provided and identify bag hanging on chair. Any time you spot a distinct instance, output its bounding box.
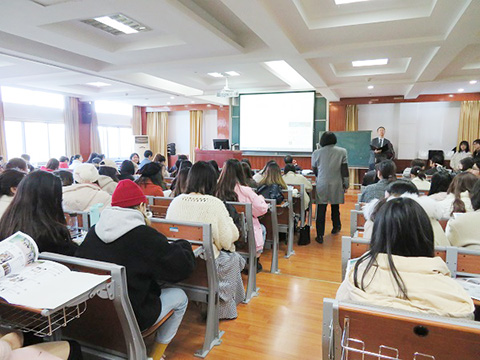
[298,224,310,245]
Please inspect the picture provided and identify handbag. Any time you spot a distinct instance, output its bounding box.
[298,225,310,246]
[256,184,284,205]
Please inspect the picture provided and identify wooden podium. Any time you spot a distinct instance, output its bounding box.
[195,150,243,166]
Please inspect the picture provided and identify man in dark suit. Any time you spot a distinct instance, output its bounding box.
[369,126,395,170]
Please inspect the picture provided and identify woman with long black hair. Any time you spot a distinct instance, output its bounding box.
[0,171,77,255]
[337,197,473,318]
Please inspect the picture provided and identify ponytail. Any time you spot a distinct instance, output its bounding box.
[411,166,426,180]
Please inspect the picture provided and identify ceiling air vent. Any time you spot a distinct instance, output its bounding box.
[81,14,150,36]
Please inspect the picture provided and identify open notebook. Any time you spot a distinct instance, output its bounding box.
[0,232,110,309]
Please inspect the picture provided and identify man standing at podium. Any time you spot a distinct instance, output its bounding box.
[369,126,395,170]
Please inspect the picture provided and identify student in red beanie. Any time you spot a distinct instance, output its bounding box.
[76,180,195,360]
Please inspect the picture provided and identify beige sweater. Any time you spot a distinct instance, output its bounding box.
[446,210,480,250]
[62,184,111,212]
[282,171,313,211]
[165,193,239,258]
[336,254,474,318]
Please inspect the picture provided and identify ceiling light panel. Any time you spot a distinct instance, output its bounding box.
[82,14,150,36]
[352,59,389,67]
[264,60,314,89]
[208,72,224,78]
[225,71,240,76]
[334,0,373,4]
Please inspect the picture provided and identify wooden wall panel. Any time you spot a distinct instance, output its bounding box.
[328,103,346,131]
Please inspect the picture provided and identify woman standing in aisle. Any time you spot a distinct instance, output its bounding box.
[311,132,349,244]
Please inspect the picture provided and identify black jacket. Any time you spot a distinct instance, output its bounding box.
[76,224,195,330]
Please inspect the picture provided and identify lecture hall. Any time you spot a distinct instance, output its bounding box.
[0,0,479,359]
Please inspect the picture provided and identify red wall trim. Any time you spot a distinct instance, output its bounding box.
[331,92,480,106]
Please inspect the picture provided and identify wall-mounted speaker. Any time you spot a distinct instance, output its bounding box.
[80,102,93,124]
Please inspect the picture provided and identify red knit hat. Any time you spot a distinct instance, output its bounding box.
[112,180,147,208]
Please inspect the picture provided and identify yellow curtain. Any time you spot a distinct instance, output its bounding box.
[90,103,102,154]
[189,110,203,162]
[64,97,81,157]
[457,101,480,147]
[146,112,169,166]
[131,106,142,136]
[345,104,359,187]
[0,89,8,159]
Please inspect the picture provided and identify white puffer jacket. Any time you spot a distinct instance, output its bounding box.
[62,183,111,212]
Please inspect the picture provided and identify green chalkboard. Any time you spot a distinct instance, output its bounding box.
[319,131,372,168]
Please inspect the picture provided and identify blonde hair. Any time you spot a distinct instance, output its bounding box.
[134,203,151,226]
[259,162,287,189]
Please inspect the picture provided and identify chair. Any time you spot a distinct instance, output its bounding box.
[64,210,91,232]
[38,252,146,360]
[279,189,295,258]
[286,183,306,227]
[349,210,365,237]
[226,201,259,303]
[259,199,280,274]
[147,196,173,219]
[323,298,480,360]
[149,219,223,358]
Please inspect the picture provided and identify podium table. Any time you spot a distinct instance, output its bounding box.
[195,150,242,166]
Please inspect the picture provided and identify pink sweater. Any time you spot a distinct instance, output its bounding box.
[234,184,269,252]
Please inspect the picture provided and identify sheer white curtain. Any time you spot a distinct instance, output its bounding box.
[0,89,7,158]
[131,106,143,136]
[64,97,81,157]
[90,103,102,154]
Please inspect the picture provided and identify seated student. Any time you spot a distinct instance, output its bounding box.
[282,163,312,211]
[241,159,254,176]
[425,154,446,175]
[86,152,100,164]
[170,161,192,192]
[283,155,302,171]
[171,167,190,197]
[118,160,135,181]
[208,160,220,179]
[98,159,119,195]
[166,161,245,319]
[360,160,396,203]
[68,154,83,170]
[459,157,474,173]
[363,180,448,246]
[402,158,426,179]
[62,163,111,212]
[337,197,474,318]
[40,158,59,172]
[428,171,453,201]
[138,150,154,170]
[410,166,430,192]
[450,140,472,171]
[471,159,480,177]
[0,331,82,360]
[361,167,379,186]
[437,172,477,218]
[135,162,165,197]
[76,180,194,360]
[252,160,275,184]
[0,171,77,255]
[169,154,188,175]
[241,162,257,189]
[129,152,140,173]
[5,158,28,173]
[58,156,69,169]
[216,159,268,264]
[446,180,480,249]
[153,153,169,178]
[0,170,25,218]
[257,161,288,204]
[53,170,74,187]
[20,154,35,172]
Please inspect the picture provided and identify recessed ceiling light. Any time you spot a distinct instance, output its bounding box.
[264,60,314,89]
[167,102,171,105]
[208,72,224,78]
[191,101,195,103]
[335,0,372,4]
[449,94,454,97]
[458,88,464,92]
[352,58,389,67]
[207,104,212,107]
[225,71,240,77]
[86,82,111,87]
[94,16,138,34]
[170,96,175,99]
[368,85,374,89]
[470,80,477,85]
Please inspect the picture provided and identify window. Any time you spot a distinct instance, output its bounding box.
[1,86,64,109]
[98,126,134,159]
[5,121,66,164]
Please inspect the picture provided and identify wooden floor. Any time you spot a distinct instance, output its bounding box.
[166,191,358,360]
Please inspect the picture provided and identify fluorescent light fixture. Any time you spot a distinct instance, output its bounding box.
[86,82,111,87]
[335,0,372,4]
[191,101,195,103]
[264,60,314,89]
[352,58,389,67]
[470,80,477,85]
[225,71,240,77]
[207,104,212,107]
[368,85,374,89]
[94,16,138,34]
[449,94,454,97]
[458,88,464,92]
[170,96,175,99]
[208,72,224,78]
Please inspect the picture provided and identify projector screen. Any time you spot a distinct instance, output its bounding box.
[239,92,315,152]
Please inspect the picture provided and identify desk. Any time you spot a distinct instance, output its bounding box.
[195,150,242,166]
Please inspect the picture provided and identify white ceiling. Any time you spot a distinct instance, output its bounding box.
[0,0,478,105]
